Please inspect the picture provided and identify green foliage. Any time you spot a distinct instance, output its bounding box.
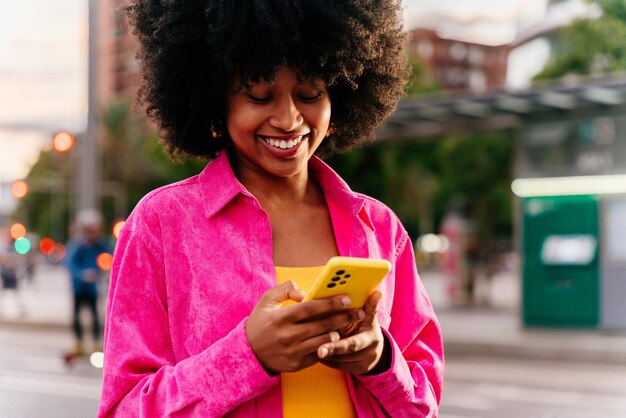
[436,132,515,245]
[16,101,207,242]
[535,0,626,80]
[405,54,442,96]
[15,149,75,242]
[326,131,515,250]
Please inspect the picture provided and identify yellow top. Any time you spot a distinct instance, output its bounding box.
[275,266,357,418]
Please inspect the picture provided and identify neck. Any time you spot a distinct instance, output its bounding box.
[232,162,323,210]
[240,167,315,206]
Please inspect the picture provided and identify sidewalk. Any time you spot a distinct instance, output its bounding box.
[421,267,626,365]
[0,262,75,329]
[3,262,626,365]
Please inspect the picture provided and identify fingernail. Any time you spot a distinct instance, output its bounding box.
[319,347,329,358]
[341,296,351,306]
[358,310,366,320]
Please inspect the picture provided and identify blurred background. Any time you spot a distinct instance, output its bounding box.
[2,0,626,417]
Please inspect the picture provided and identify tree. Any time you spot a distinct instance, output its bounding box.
[16,101,207,242]
[535,0,626,80]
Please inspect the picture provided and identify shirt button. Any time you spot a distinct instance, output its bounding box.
[376,382,386,390]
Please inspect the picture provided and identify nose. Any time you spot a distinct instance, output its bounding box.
[269,95,303,131]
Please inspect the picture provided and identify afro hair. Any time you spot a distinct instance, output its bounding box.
[127,0,410,159]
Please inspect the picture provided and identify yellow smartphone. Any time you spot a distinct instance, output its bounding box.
[303,256,391,309]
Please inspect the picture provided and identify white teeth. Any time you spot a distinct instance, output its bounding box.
[263,135,304,150]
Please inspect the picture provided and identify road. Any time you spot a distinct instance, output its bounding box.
[442,355,626,418]
[2,323,626,418]
[0,324,102,418]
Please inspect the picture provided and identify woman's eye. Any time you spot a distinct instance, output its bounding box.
[299,91,323,102]
[246,94,271,103]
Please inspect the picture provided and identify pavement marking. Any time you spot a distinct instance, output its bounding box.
[0,368,101,399]
[445,381,626,412]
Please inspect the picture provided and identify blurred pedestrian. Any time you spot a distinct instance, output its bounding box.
[0,228,26,317]
[99,1,443,417]
[65,209,111,355]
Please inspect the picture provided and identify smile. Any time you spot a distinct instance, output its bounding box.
[259,134,308,150]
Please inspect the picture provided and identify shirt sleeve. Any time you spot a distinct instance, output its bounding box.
[353,232,444,417]
[97,218,278,418]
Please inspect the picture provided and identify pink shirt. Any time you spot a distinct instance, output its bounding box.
[98,150,444,417]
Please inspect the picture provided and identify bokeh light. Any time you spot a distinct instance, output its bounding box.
[10,223,26,240]
[11,180,28,199]
[112,220,126,239]
[50,243,66,262]
[52,131,75,153]
[97,253,113,270]
[39,237,55,255]
[14,237,31,254]
[90,351,104,368]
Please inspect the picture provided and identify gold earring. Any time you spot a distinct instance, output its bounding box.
[210,122,222,139]
[325,123,335,138]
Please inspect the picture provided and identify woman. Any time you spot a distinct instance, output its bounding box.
[98,0,444,416]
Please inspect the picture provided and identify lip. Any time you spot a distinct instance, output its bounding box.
[258,133,308,141]
[257,133,309,157]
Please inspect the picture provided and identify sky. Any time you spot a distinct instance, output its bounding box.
[0,0,86,182]
[0,0,551,183]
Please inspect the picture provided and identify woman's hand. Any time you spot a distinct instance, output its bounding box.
[246,281,365,375]
[317,291,391,375]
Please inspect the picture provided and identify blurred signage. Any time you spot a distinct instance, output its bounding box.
[0,181,18,218]
[519,115,626,177]
[541,235,597,266]
[605,199,626,264]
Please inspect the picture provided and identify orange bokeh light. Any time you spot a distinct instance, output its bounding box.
[10,223,26,240]
[11,180,28,199]
[97,253,114,270]
[53,131,75,152]
[112,220,126,239]
[39,237,56,255]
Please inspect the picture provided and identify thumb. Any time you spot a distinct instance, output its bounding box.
[261,280,306,307]
[363,290,383,322]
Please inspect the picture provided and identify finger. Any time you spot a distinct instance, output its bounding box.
[298,330,342,355]
[362,290,383,322]
[317,332,375,359]
[292,309,365,340]
[261,281,307,307]
[319,356,363,368]
[284,295,353,322]
[279,309,365,351]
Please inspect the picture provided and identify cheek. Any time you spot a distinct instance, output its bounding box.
[319,102,332,126]
[226,112,257,140]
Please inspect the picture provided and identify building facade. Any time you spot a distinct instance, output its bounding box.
[96,0,140,106]
[409,28,510,93]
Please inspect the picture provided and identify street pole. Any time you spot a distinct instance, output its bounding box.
[76,0,99,214]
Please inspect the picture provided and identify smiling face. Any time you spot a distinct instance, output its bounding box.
[225,67,332,182]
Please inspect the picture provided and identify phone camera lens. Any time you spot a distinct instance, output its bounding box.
[336,270,345,275]
[326,283,336,288]
[331,277,341,282]
[339,280,347,285]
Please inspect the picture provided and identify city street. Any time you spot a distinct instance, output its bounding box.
[2,264,626,417]
[442,355,626,418]
[0,324,102,418]
[3,322,626,417]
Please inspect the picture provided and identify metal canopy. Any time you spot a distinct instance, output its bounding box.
[377,75,626,140]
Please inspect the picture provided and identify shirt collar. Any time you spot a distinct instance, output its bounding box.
[198,150,249,219]
[198,150,373,230]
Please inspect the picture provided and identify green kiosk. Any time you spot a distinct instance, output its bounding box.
[516,111,626,329]
[521,195,599,327]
